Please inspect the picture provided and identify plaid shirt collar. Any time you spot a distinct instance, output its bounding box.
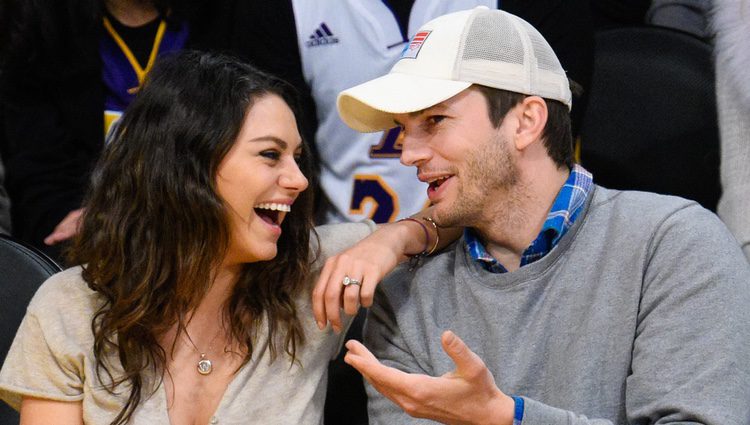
[465,164,593,273]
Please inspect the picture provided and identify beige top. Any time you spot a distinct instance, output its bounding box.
[0,221,375,424]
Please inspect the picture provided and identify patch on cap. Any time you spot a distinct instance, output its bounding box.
[401,31,431,59]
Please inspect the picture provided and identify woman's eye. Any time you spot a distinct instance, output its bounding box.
[261,150,281,160]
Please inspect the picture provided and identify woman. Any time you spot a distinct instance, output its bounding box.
[0,51,442,424]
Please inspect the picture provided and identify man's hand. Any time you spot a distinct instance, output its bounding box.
[344,330,515,425]
[44,208,84,246]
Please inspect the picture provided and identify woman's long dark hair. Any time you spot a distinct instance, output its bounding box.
[67,50,317,424]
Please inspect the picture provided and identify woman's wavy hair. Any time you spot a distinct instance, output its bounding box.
[67,50,317,425]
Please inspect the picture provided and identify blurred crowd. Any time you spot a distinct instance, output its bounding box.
[1,0,745,264]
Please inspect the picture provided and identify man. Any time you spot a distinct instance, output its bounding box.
[226,0,593,226]
[335,7,750,424]
[224,3,592,424]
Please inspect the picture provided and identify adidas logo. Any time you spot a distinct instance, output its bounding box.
[305,22,339,47]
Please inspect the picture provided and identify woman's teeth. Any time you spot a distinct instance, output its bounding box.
[254,203,291,212]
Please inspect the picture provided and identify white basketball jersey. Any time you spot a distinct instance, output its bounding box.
[292,0,496,223]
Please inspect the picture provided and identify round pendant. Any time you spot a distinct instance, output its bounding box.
[197,358,213,375]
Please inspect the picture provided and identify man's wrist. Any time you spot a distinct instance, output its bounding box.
[511,396,524,425]
[482,392,516,425]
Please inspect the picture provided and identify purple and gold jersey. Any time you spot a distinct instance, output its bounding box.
[101,16,188,138]
[292,0,495,224]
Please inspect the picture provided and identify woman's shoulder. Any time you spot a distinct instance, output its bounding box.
[28,266,100,323]
[311,220,377,264]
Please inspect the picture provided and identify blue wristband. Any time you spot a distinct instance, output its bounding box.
[512,396,524,425]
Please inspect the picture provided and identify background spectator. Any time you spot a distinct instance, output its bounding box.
[713,0,750,261]
[0,0,228,261]
[646,0,711,38]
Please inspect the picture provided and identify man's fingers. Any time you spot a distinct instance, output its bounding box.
[441,330,487,378]
[344,339,378,361]
[345,339,411,387]
[343,339,381,377]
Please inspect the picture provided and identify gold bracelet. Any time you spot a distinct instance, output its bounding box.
[397,218,430,256]
[421,216,440,255]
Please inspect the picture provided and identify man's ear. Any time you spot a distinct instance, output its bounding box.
[513,96,547,151]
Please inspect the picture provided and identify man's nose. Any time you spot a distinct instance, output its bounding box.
[399,134,430,167]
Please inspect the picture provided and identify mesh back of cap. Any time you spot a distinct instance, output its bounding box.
[521,20,562,72]
[461,13,524,65]
[456,9,570,107]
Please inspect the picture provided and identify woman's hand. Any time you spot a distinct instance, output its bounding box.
[311,220,415,333]
[312,213,461,333]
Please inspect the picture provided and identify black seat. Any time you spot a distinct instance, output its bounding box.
[580,26,720,211]
[0,234,62,423]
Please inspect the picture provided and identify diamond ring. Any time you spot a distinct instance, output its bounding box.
[342,276,361,287]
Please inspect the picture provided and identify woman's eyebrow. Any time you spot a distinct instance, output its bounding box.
[248,136,288,149]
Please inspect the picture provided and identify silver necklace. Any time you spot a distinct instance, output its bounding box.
[183,328,223,375]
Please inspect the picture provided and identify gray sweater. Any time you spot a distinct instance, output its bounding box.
[365,186,750,424]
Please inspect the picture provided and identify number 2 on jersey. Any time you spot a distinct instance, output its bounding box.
[349,128,402,222]
[349,175,399,223]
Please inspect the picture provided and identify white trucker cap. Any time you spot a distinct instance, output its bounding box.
[337,6,572,133]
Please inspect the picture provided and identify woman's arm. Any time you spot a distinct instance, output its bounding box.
[20,397,83,425]
[312,209,461,333]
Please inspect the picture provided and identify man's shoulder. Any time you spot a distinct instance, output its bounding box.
[586,186,738,256]
[379,243,460,300]
[592,185,696,210]
[588,185,714,226]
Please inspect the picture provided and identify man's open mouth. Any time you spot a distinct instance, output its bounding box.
[427,175,451,191]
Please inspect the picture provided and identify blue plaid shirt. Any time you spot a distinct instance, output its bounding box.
[465,164,593,273]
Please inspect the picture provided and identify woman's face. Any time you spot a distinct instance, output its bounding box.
[216,94,309,266]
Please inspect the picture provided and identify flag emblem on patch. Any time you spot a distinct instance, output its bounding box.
[401,31,431,59]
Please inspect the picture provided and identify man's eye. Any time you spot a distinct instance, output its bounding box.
[428,115,446,125]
